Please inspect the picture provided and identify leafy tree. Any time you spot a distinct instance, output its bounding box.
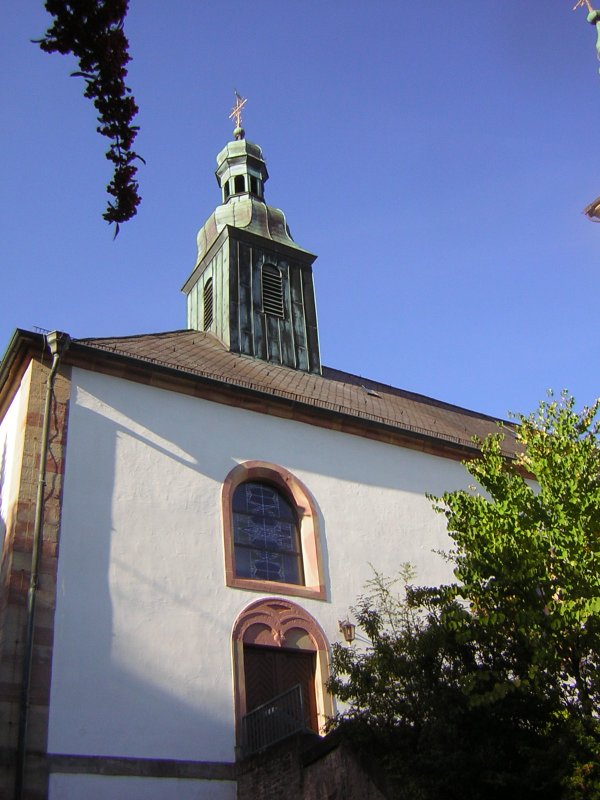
[36,0,143,234]
[440,393,600,718]
[329,393,600,799]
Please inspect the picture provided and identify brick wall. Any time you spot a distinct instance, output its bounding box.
[237,733,307,800]
[0,357,71,799]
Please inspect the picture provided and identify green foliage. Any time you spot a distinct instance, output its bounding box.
[436,392,600,716]
[329,393,600,799]
[36,0,143,234]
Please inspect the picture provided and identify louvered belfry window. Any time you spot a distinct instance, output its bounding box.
[232,481,303,584]
[262,264,284,318]
[203,278,213,330]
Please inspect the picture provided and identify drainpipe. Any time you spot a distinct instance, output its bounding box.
[15,331,69,800]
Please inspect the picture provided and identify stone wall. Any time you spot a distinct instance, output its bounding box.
[237,731,389,800]
[0,357,71,799]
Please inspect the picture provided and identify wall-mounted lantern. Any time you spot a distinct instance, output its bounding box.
[338,619,356,644]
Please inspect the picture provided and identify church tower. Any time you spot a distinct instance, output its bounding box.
[182,99,321,374]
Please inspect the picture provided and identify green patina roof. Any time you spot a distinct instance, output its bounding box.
[194,138,311,265]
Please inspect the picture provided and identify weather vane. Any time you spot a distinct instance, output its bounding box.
[573,0,600,220]
[229,91,247,140]
[573,0,600,59]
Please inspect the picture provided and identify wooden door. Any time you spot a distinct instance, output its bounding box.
[244,645,318,732]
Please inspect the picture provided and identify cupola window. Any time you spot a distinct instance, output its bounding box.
[262,264,284,318]
[223,181,230,201]
[249,175,259,196]
[203,278,213,330]
[234,175,245,194]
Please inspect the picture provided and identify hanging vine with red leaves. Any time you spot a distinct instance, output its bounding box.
[36,0,143,235]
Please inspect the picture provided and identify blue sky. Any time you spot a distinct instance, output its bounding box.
[2,1,599,420]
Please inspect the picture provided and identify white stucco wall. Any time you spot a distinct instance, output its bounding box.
[48,367,470,766]
[0,363,32,550]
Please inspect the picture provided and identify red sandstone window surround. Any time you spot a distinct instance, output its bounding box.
[231,597,334,743]
[222,461,326,601]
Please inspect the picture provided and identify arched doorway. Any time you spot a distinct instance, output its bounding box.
[231,598,333,748]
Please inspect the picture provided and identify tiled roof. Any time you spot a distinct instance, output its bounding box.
[75,330,517,455]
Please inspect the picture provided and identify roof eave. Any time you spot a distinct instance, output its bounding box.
[66,339,485,461]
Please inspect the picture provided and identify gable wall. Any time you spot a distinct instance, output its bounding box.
[47,366,470,795]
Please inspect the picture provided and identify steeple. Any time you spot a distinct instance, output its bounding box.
[182,99,321,374]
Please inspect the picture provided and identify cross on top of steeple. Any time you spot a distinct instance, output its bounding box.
[229,91,247,140]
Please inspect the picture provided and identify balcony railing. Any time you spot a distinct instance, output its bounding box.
[241,683,307,756]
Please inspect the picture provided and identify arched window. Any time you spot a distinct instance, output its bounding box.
[232,482,304,585]
[222,461,326,601]
[231,598,334,747]
[234,175,245,194]
[249,175,261,197]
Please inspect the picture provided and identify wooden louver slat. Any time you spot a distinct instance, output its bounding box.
[203,278,213,330]
[262,265,284,318]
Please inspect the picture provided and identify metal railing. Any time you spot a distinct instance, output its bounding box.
[241,684,307,756]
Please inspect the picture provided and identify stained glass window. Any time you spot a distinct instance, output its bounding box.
[232,482,304,584]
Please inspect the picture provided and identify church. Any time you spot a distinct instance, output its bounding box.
[0,112,516,798]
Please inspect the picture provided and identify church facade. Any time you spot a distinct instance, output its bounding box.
[0,127,515,799]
